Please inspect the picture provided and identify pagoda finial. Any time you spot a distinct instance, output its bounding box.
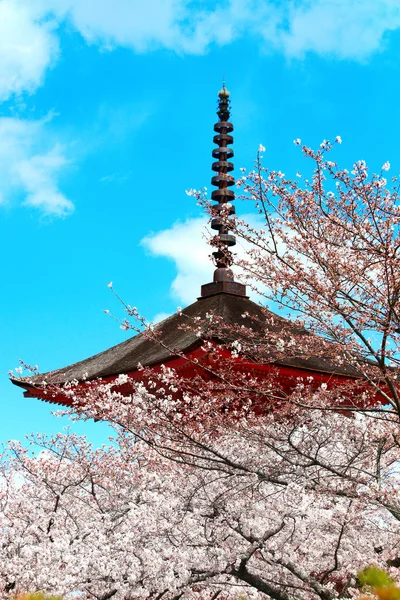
[200,86,247,299]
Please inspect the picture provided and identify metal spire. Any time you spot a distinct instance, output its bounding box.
[200,85,247,299]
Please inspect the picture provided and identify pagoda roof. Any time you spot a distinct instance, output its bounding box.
[11,87,364,398]
[11,292,360,396]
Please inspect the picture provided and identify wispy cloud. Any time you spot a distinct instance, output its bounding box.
[1,0,396,92]
[0,0,396,105]
[0,0,58,101]
[141,215,264,305]
[142,218,211,305]
[1,0,398,216]
[0,116,73,216]
[275,0,400,60]
[29,0,237,54]
[25,0,400,61]
[100,171,132,184]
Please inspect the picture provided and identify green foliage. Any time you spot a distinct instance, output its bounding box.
[358,566,400,600]
[359,566,395,588]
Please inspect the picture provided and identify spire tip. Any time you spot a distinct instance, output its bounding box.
[199,86,247,299]
[218,83,230,99]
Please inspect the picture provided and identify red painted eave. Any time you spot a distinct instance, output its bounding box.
[11,343,367,408]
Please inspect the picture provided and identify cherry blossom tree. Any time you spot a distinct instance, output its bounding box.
[2,411,400,600]
[234,140,400,414]
[6,142,400,599]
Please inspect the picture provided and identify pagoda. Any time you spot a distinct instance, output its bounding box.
[11,86,362,406]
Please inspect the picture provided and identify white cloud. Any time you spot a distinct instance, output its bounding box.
[29,0,239,54]
[0,0,397,106]
[0,0,398,219]
[275,0,400,60]
[142,218,210,305]
[0,117,73,216]
[18,0,400,63]
[141,215,263,305]
[99,171,132,184]
[0,0,58,101]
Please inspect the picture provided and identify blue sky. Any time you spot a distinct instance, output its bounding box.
[1,0,400,446]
